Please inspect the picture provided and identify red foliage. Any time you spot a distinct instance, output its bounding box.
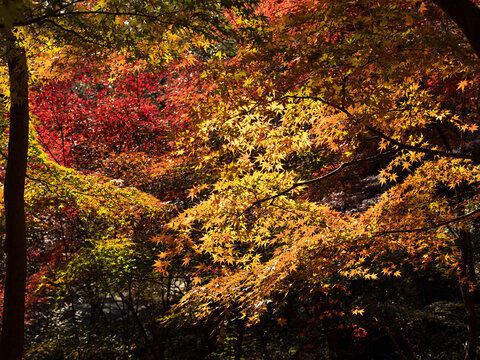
[30,63,177,170]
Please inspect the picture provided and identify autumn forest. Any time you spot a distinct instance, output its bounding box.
[1,0,480,359]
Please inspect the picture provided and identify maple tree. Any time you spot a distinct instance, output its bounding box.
[150,0,480,359]
[20,60,197,359]
[3,0,480,359]
[0,1,256,359]
[30,62,174,169]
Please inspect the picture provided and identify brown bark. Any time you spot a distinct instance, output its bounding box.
[0,28,29,360]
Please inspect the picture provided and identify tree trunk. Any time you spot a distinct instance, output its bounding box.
[234,321,245,360]
[458,230,478,360]
[431,0,480,58]
[0,28,29,360]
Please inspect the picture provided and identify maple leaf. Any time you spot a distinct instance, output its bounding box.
[418,2,428,14]
[351,308,365,316]
[388,173,398,183]
[182,257,191,266]
[457,80,468,92]
[468,124,478,132]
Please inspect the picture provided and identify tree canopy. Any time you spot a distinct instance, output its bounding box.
[2,0,480,359]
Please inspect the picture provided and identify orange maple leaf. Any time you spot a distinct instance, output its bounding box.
[418,2,427,14]
[468,124,479,132]
[457,80,469,92]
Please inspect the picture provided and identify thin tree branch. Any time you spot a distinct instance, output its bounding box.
[42,19,111,48]
[247,151,395,209]
[283,95,478,162]
[372,207,480,237]
[17,9,181,27]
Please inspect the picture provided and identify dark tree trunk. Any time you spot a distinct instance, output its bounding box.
[234,321,245,360]
[0,28,29,360]
[458,230,478,360]
[431,0,480,58]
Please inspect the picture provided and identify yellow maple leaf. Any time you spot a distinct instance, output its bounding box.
[352,308,365,315]
[389,173,398,182]
[381,268,391,275]
[402,161,411,170]
[364,273,378,280]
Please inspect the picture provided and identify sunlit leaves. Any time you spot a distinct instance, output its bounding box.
[151,0,480,338]
[11,0,480,353]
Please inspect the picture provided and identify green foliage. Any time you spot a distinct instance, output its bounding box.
[26,323,132,360]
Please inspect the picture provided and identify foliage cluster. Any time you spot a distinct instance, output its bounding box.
[2,0,480,359]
